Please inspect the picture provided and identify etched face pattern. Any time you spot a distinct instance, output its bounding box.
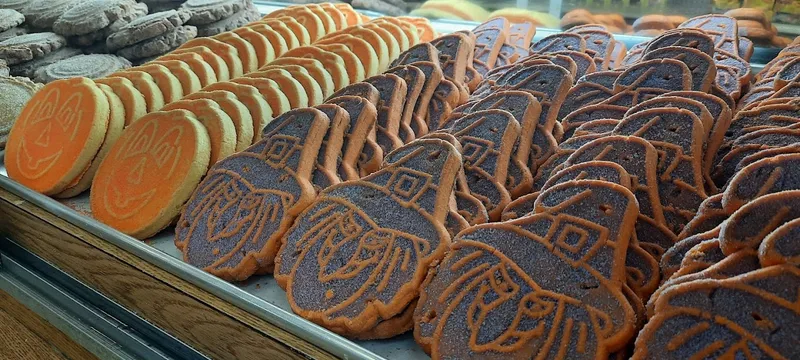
[175,108,329,280]
[276,140,460,337]
[414,180,638,358]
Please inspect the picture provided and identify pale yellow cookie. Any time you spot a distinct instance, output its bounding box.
[202,82,273,140]
[244,68,309,108]
[232,27,276,67]
[281,46,349,91]
[166,46,230,82]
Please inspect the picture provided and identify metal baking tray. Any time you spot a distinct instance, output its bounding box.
[0,8,779,358]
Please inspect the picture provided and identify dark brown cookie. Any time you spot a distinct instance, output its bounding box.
[431,32,474,87]
[309,104,348,191]
[577,70,622,89]
[276,138,460,338]
[390,42,438,67]
[529,32,586,54]
[471,18,508,75]
[724,153,800,212]
[677,193,729,240]
[571,29,615,70]
[643,28,715,57]
[573,119,620,137]
[425,79,461,132]
[359,74,407,155]
[175,108,330,280]
[641,46,717,93]
[414,179,639,358]
[499,191,538,221]
[610,59,693,106]
[531,133,606,192]
[714,99,800,166]
[445,109,520,221]
[659,228,719,280]
[323,96,377,181]
[714,128,800,188]
[385,65,426,141]
[562,103,627,140]
[408,61,444,125]
[678,14,740,56]
[758,217,800,267]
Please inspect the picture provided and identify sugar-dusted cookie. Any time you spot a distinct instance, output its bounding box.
[157,52,217,87]
[184,90,253,151]
[715,99,800,162]
[194,2,259,37]
[391,42,438,67]
[636,265,800,360]
[5,78,109,195]
[660,228,719,280]
[324,95,378,181]
[415,179,639,358]
[276,138,460,337]
[408,61,443,125]
[641,46,716,93]
[714,128,800,188]
[202,81,273,140]
[556,82,615,127]
[470,18,508,75]
[176,108,329,279]
[33,54,131,83]
[445,109,519,221]
[91,109,210,238]
[162,99,236,165]
[625,96,714,142]
[181,0,249,26]
[424,79,461,133]
[610,59,693,106]
[0,32,66,65]
[724,152,800,210]
[677,193,728,240]
[0,76,39,149]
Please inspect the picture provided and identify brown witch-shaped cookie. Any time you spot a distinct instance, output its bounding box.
[471,18,508,75]
[175,108,330,281]
[324,95,379,181]
[614,108,708,234]
[274,138,461,338]
[443,109,520,221]
[414,180,639,358]
[607,59,693,107]
[430,32,474,86]
[361,73,408,154]
[723,153,800,212]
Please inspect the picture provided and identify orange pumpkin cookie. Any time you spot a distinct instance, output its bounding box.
[265,7,325,42]
[318,3,348,31]
[107,70,165,112]
[245,23,290,57]
[265,57,335,99]
[6,78,110,195]
[333,3,363,27]
[55,83,126,198]
[368,20,409,52]
[149,60,202,96]
[168,46,230,82]
[202,81,273,140]
[320,27,389,71]
[315,34,379,77]
[90,109,211,239]
[229,76,291,119]
[156,52,218,87]
[129,64,184,103]
[269,65,324,105]
[163,99,236,165]
[397,16,436,42]
[304,4,337,35]
[316,43,365,84]
[281,46,349,91]
[177,38,243,78]
[260,17,310,47]
[184,90,254,151]
[213,31,258,73]
[93,77,147,126]
[361,23,401,65]
[245,68,309,108]
[231,27,275,67]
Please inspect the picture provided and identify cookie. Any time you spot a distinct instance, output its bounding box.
[397,16,436,42]
[723,153,800,213]
[256,17,308,48]
[150,59,202,95]
[415,179,638,358]
[182,0,248,25]
[355,74,406,154]
[316,34,379,77]
[531,133,604,192]
[107,70,166,112]
[157,52,217,87]
[307,104,347,191]
[445,109,519,221]
[0,0,31,11]
[614,108,708,234]
[541,160,632,195]
[168,45,230,81]
[391,42,438,67]
[518,53,578,78]
[0,32,66,65]
[211,32,258,73]
[561,104,627,140]
[245,23,290,57]
[53,0,140,36]
[228,76,291,117]
[678,14,740,56]
[178,37,242,78]
[194,2,259,37]
[641,46,716,93]
[106,9,192,51]
[273,138,458,338]
[495,22,534,67]
[34,54,131,83]
[407,61,443,125]
[431,32,473,86]
[530,32,586,54]
[0,26,26,43]
[424,79,460,133]
[8,47,82,78]
[324,95,378,181]
[716,99,800,161]
[262,65,323,106]
[230,27,274,68]
[176,107,328,278]
[334,3,362,27]
[369,19,411,53]
[0,77,39,149]
[0,9,24,33]
[573,119,620,137]
[202,81,272,140]
[163,98,236,165]
[714,128,800,188]
[470,18,508,75]
[265,6,324,42]
[625,96,714,142]
[133,58,191,103]
[281,45,349,91]
[384,65,426,140]
[5,78,109,195]
[316,43,366,84]
[93,77,146,126]
[245,68,309,109]
[660,228,719,280]
[758,217,800,267]
[556,82,615,126]
[265,58,336,99]
[609,59,692,106]
[184,90,253,150]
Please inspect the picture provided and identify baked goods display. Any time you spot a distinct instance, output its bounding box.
[3,3,800,358]
[725,7,793,47]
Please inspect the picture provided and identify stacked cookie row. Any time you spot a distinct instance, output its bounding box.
[725,7,793,47]
[3,3,367,200]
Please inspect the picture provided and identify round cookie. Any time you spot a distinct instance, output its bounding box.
[148,59,202,95]
[195,2,260,37]
[181,0,248,26]
[90,109,211,239]
[281,46,349,91]
[0,76,39,149]
[172,44,231,81]
[21,0,84,30]
[0,0,31,11]
[93,76,147,126]
[244,23,289,57]
[202,81,272,139]
[316,43,365,84]
[54,83,126,198]
[0,9,24,33]
[213,31,257,73]
[184,90,253,150]
[108,70,166,112]
[130,63,184,102]
[162,99,235,165]
[230,27,275,67]
[265,57,335,99]
[0,26,26,42]
[0,32,66,65]
[178,37,242,78]
[116,26,198,61]
[156,51,217,86]
[239,71,304,110]
[264,7,324,42]
[33,54,132,83]
[9,47,82,78]
[317,34,379,77]
[260,17,310,46]
[53,0,141,37]
[5,78,110,195]
[106,9,192,51]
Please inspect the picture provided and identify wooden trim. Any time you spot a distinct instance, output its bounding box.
[0,289,96,360]
[0,188,335,360]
